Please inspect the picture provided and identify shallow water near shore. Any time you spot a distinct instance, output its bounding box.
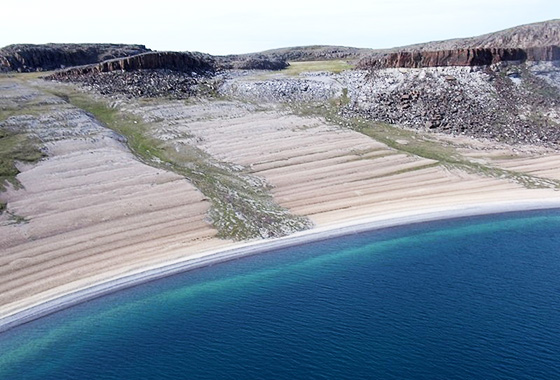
[1,210,560,379]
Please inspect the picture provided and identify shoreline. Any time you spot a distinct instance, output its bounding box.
[1,199,560,333]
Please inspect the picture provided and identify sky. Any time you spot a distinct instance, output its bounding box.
[1,0,559,55]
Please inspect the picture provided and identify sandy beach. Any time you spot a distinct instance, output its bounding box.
[2,78,560,332]
[1,200,559,333]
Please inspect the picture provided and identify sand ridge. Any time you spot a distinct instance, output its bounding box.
[129,98,560,227]
[0,80,228,317]
[1,78,560,324]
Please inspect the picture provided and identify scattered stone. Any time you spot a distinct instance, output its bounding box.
[47,69,214,99]
[341,63,560,147]
[218,71,342,102]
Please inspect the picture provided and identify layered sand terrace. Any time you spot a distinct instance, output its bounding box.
[450,134,560,182]
[131,99,560,227]
[1,80,560,322]
[0,81,228,317]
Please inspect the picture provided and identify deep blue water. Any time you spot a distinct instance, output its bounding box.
[1,210,560,379]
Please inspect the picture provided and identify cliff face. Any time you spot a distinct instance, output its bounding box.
[0,43,151,72]
[247,20,560,63]
[357,46,560,69]
[48,51,292,78]
[45,51,219,99]
[49,51,217,77]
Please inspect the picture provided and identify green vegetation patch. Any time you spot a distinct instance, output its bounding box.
[289,102,560,190]
[0,129,44,191]
[49,88,312,240]
[355,121,559,188]
[283,60,354,76]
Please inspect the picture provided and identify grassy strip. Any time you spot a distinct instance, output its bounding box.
[290,102,560,190]
[49,89,312,240]
[0,129,44,192]
[359,122,560,189]
[0,76,49,219]
[282,60,354,76]
[0,130,43,222]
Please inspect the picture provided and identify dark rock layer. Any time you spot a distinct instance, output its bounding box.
[48,51,216,77]
[48,51,291,78]
[0,43,150,72]
[358,46,560,69]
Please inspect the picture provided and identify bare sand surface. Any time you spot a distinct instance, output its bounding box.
[2,83,560,331]
[448,134,560,182]
[2,199,560,332]
[491,154,560,181]
[0,81,229,322]
[129,99,560,228]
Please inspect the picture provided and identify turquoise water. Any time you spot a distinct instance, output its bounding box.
[1,210,560,379]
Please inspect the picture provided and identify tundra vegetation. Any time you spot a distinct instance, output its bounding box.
[44,87,312,240]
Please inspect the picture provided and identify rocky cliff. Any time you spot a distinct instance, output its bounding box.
[46,51,218,99]
[48,51,291,77]
[357,46,560,69]
[0,43,151,72]
[246,20,560,64]
[48,51,217,76]
[46,51,290,99]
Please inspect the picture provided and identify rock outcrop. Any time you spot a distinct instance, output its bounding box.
[48,51,292,78]
[48,51,216,77]
[46,50,293,99]
[236,20,560,64]
[51,69,211,99]
[341,63,560,146]
[46,51,218,99]
[357,46,560,69]
[0,43,150,72]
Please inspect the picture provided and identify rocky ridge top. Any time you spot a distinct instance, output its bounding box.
[45,51,289,99]
[395,19,560,51]
[240,20,560,64]
[0,43,151,72]
[48,51,216,76]
[246,45,373,62]
[9,19,559,147]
